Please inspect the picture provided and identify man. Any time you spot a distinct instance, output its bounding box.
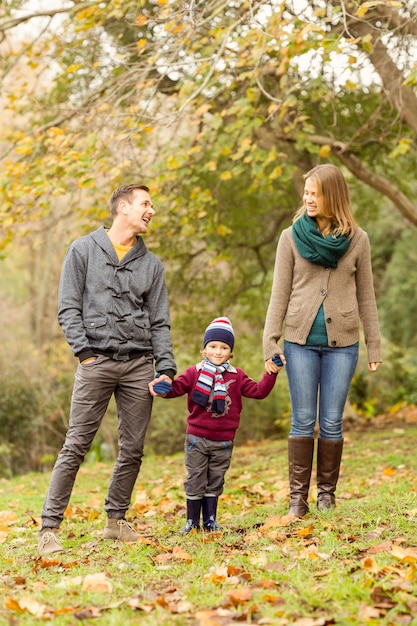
[38,184,176,556]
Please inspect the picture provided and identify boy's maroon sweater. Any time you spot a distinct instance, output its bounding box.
[165,363,277,441]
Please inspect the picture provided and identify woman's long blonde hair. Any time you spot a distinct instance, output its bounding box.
[293,164,356,238]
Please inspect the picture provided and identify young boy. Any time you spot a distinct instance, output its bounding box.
[149,317,279,534]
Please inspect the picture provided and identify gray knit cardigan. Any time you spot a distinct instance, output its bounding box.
[58,226,176,378]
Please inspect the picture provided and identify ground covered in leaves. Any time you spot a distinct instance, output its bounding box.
[1,417,417,625]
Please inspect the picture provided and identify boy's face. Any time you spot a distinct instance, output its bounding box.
[204,341,232,365]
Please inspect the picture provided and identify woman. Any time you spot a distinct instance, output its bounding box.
[263,164,382,516]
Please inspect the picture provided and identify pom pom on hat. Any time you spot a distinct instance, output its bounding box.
[203,317,235,350]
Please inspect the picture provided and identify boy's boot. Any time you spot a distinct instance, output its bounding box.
[202,496,223,531]
[288,436,314,517]
[316,438,343,511]
[180,499,202,534]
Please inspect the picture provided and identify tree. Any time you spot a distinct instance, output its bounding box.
[1,0,417,344]
[2,1,417,456]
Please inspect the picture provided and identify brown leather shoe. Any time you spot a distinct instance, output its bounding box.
[103,518,139,541]
[38,528,64,556]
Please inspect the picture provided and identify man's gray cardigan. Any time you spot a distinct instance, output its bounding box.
[58,226,176,379]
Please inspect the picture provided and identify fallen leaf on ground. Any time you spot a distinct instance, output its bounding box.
[82,572,112,593]
[195,607,236,625]
[0,511,18,526]
[391,545,417,563]
[259,514,297,531]
[361,556,379,572]
[5,595,53,618]
[172,545,193,562]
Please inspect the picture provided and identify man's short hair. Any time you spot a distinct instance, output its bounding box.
[109,184,150,216]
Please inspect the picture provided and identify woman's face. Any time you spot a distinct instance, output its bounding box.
[303,177,329,229]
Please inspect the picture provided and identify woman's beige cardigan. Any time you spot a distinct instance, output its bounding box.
[263,225,382,364]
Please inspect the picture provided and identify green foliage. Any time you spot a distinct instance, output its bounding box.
[379,228,417,348]
[2,0,417,250]
[0,364,39,477]
[0,338,76,477]
[350,343,417,417]
[2,0,417,467]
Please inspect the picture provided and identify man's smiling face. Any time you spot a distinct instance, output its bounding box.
[125,188,155,234]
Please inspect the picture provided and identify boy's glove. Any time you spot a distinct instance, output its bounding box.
[272,354,284,367]
[153,374,172,395]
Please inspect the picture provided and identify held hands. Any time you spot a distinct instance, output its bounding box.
[265,354,286,374]
[148,374,173,397]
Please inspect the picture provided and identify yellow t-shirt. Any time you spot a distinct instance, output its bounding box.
[105,229,133,261]
[112,240,132,261]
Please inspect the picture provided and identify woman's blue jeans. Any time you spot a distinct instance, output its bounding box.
[284,341,359,440]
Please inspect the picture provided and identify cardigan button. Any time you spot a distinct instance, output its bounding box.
[326,317,332,323]
[320,289,327,296]
[331,340,337,346]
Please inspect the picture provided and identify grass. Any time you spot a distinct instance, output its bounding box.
[1,421,417,625]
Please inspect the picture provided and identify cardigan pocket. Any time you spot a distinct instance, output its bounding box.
[285,303,303,329]
[83,315,107,341]
[132,311,152,342]
[340,307,359,331]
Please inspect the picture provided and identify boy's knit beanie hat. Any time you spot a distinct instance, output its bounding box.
[203,317,235,350]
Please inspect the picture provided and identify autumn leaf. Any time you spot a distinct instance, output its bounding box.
[296,525,314,537]
[82,572,113,593]
[203,565,238,586]
[319,145,331,158]
[56,575,83,588]
[262,593,284,606]
[0,510,18,526]
[224,587,253,606]
[358,602,384,619]
[5,595,53,618]
[361,556,379,572]
[391,545,417,563]
[172,546,193,563]
[136,535,157,546]
[368,540,393,553]
[254,578,277,589]
[74,606,103,619]
[370,586,396,609]
[299,544,331,560]
[260,513,297,530]
[195,608,236,625]
[134,15,148,26]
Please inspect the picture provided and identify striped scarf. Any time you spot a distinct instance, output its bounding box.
[192,359,230,414]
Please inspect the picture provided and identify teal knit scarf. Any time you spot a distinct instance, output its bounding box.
[292,214,351,268]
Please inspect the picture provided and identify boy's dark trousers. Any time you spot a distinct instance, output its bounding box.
[181,435,234,533]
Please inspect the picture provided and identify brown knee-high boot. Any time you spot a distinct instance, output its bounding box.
[316,438,343,511]
[288,436,314,517]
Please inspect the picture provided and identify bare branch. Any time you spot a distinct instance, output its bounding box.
[307,134,417,226]
[0,2,99,33]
